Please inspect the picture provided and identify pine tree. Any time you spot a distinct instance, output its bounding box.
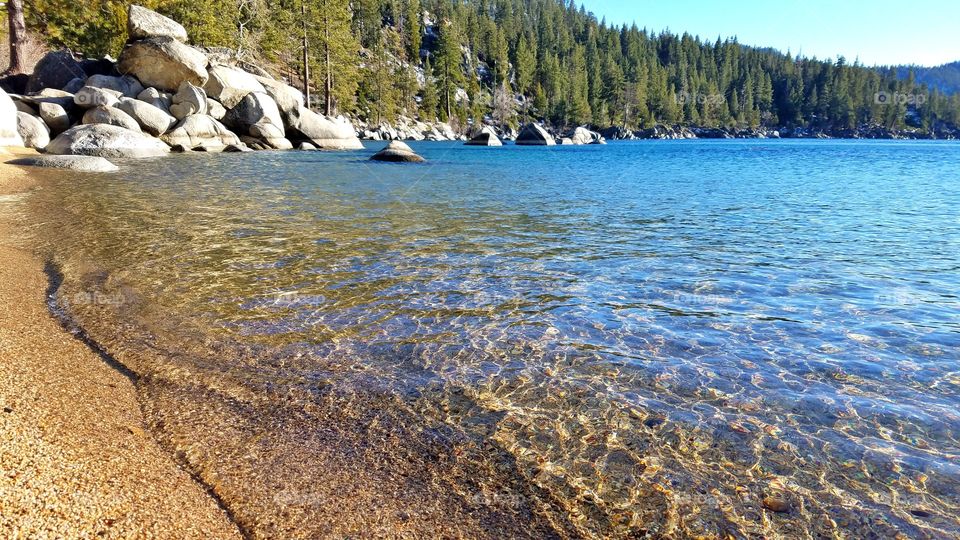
[420,57,440,122]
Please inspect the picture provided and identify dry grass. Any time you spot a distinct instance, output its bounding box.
[0,14,48,75]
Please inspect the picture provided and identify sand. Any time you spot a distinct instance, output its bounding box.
[0,149,243,539]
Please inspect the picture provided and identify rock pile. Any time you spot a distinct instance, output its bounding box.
[1,4,363,169]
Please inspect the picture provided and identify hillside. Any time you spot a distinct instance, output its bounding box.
[895,62,960,95]
[18,0,960,134]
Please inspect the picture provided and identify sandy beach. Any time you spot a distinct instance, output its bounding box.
[0,150,243,539]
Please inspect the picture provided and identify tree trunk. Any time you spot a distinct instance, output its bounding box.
[6,0,27,75]
[324,10,332,116]
[301,1,310,109]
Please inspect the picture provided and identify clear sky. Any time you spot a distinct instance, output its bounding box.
[581,0,960,67]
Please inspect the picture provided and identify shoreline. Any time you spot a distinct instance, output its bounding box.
[0,151,243,538]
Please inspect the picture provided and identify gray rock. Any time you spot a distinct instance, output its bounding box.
[85,74,145,98]
[74,86,122,109]
[252,75,304,123]
[127,4,188,42]
[516,122,556,146]
[559,137,574,145]
[297,141,317,150]
[115,97,176,136]
[38,102,72,135]
[204,65,266,109]
[567,126,605,145]
[82,106,142,132]
[117,37,209,92]
[205,98,226,120]
[16,111,50,149]
[6,155,119,172]
[169,82,207,120]
[0,89,24,146]
[370,140,424,162]
[288,107,363,150]
[160,114,240,149]
[465,126,502,147]
[223,92,283,135]
[26,50,87,93]
[222,143,251,152]
[47,124,169,158]
[63,77,87,94]
[136,87,172,113]
[14,100,36,115]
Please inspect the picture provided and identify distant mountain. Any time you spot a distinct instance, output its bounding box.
[894,62,960,94]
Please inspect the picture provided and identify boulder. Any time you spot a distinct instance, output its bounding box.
[169,82,207,120]
[47,124,170,158]
[160,114,241,150]
[137,87,172,114]
[465,126,502,146]
[6,155,119,172]
[0,89,24,147]
[297,141,317,150]
[223,92,283,133]
[82,106,143,132]
[117,37,209,92]
[85,74,145,98]
[288,107,363,149]
[115,97,176,136]
[16,112,50,149]
[39,102,72,135]
[63,77,87,94]
[559,137,573,145]
[205,98,226,120]
[253,75,304,122]
[127,5,188,42]
[515,122,556,146]
[74,86,122,108]
[15,101,36,115]
[567,126,605,145]
[204,65,266,109]
[370,140,424,162]
[26,50,87,93]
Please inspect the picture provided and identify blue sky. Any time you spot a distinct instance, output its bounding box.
[581,0,960,67]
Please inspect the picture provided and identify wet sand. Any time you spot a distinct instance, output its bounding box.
[0,149,243,539]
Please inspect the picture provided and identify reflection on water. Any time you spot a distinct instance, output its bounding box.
[15,140,960,538]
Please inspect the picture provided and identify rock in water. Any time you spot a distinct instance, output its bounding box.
[6,155,119,172]
[288,107,363,150]
[26,50,87,93]
[204,65,266,109]
[117,37,209,92]
[16,112,50,149]
[160,114,241,150]
[82,106,142,132]
[515,122,556,146]
[127,5,189,42]
[370,140,425,162]
[465,126,502,146]
[223,92,287,149]
[567,126,606,145]
[47,124,170,158]
[115,97,176,136]
[0,89,24,147]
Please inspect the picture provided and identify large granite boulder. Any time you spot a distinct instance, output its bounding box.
[117,37,209,92]
[115,97,176,136]
[465,126,502,147]
[205,98,226,120]
[47,124,170,158]
[204,65,266,109]
[6,155,119,172]
[288,107,363,149]
[137,87,172,113]
[169,82,207,120]
[85,74,145,98]
[160,114,241,150]
[370,140,424,162]
[16,111,50,149]
[253,75,304,122]
[0,89,24,146]
[127,5,188,42]
[567,126,605,145]
[516,122,555,146]
[74,86,122,108]
[82,106,143,132]
[39,102,72,135]
[26,50,87,93]
[223,92,281,133]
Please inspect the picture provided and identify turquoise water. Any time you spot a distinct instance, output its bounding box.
[23,140,960,538]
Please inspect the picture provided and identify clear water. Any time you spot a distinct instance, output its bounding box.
[17,140,960,538]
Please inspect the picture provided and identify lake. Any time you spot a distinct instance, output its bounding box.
[21,140,960,538]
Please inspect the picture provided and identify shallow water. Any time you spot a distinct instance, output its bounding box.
[15,140,960,538]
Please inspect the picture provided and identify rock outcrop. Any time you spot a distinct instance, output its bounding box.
[127,4,188,42]
[118,37,209,92]
[47,124,170,158]
[370,140,424,162]
[516,122,556,146]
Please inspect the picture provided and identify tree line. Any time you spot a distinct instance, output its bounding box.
[15,0,960,131]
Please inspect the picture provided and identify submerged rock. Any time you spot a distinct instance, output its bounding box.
[127,4,188,42]
[515,122,556,146]
[47,124,170,158]
[465,126,502,146]
[118,37,209,92]
[6,155,119,172]
[370,140,424,162]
